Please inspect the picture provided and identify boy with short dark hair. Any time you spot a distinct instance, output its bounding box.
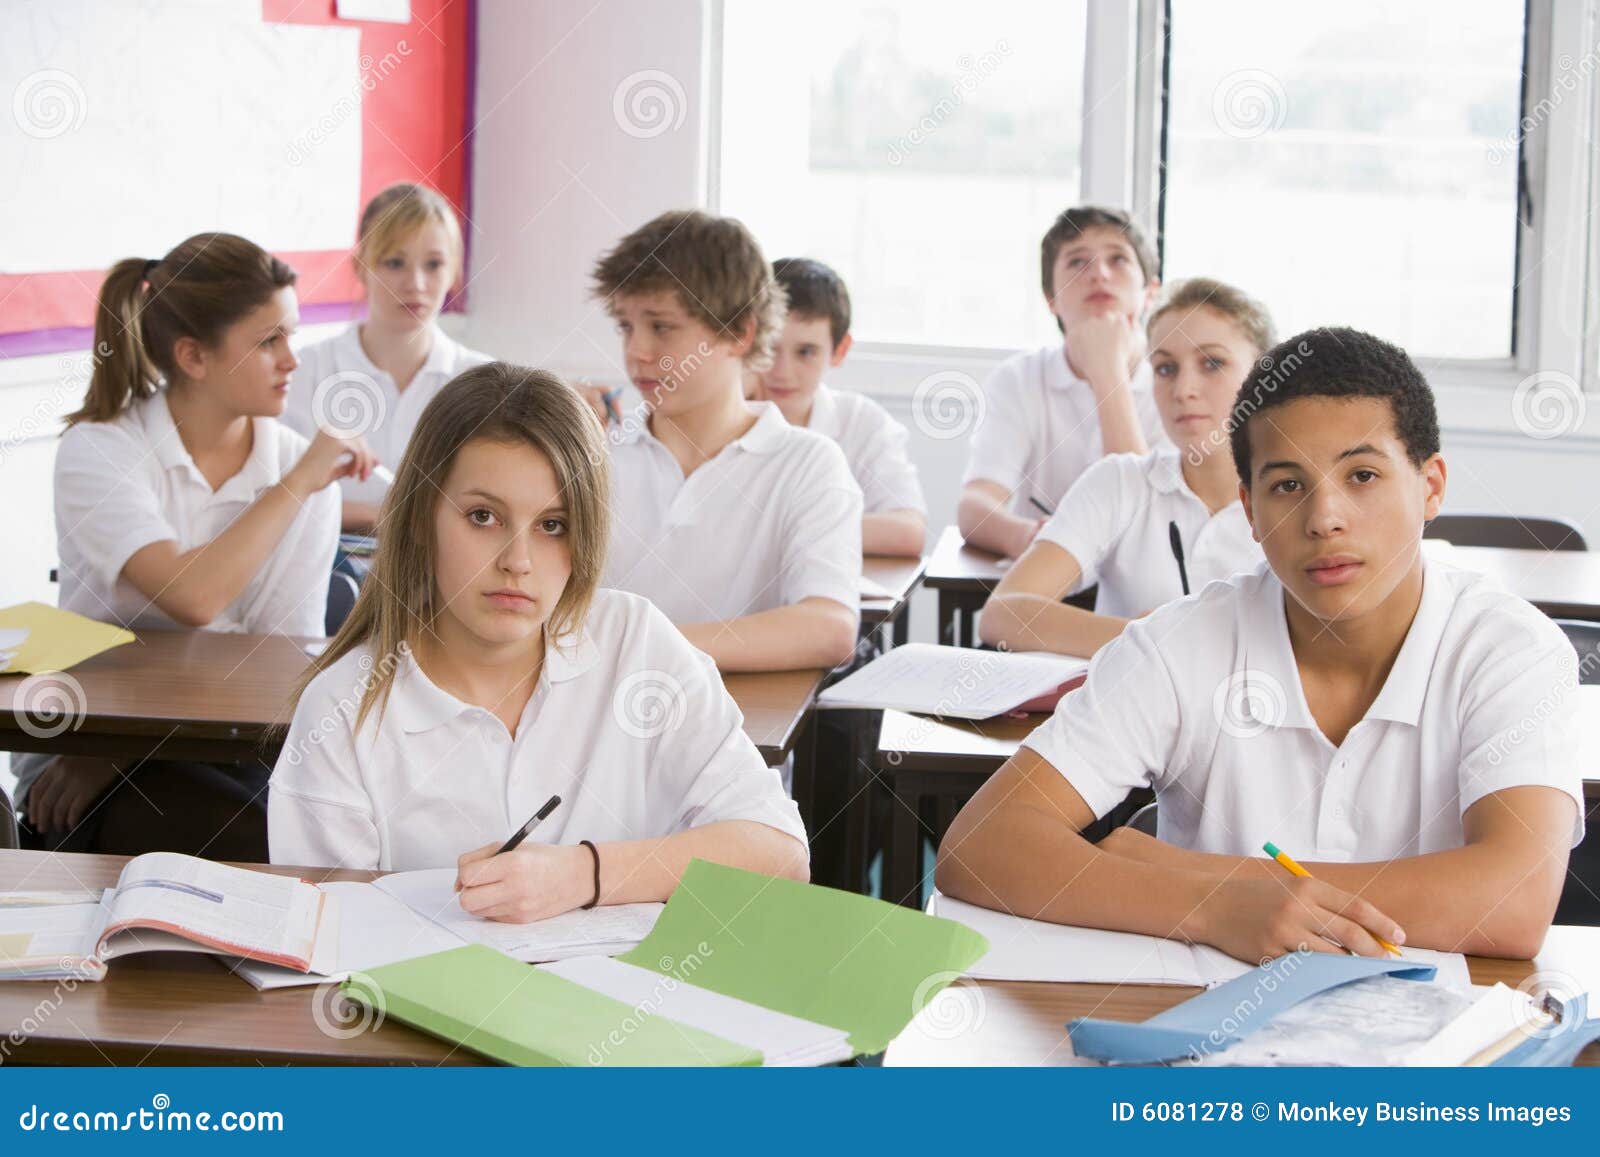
[749,257,927,558]
[939,327,1581,962]
[958,205,1168,557]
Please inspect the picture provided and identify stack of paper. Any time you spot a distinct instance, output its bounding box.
[927,892,1472,991]
[0,628,28,672]
[818,643,1088,719]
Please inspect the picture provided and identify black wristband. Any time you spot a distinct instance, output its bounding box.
[579,840,600,909]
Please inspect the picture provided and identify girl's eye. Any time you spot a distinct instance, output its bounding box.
[426,259,446,271]
[1153,361,1175,377]
[1203,357,1224,371]
[382,258,405,270]
[540,518,568,536]
[467,508,498,527]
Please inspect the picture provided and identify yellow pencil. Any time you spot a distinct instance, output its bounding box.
[1262,840,1402,956]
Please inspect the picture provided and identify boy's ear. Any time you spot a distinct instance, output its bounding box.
[728,315,758,359]
[1420,453,1447,521]
[829,333,853,367]
[1137,277,1162,323]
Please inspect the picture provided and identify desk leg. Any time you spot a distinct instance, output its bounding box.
[938,590,956,646]
[891,602,910,649]
[884,782,922,908]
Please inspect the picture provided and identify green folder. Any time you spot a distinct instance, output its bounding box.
[341,861,989,1066]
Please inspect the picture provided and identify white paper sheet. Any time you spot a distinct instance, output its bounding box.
[818,644,1087,719]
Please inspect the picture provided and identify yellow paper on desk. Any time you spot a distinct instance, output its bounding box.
[0,603,134,674]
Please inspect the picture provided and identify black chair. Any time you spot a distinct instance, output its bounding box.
[325,571,359,636]
[1126,800,1158,836]
[1553,620,1600,926]
[1424,513,1587,552]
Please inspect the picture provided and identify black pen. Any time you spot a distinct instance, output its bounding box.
[1168,521,1191,596]
[1028,496,1055,517]
[496,793,562,855]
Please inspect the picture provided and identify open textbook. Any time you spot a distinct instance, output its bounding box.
[228,868,663,990]
[0,853,325,980]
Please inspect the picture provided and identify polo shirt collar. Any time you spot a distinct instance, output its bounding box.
[145,391,278,498]
[1044,344,1089,393]
[1145,445,1188,495]
[394,626,602,734]
[734,401,792,454]
[1364,559,1450,725]
[805,384,840,438]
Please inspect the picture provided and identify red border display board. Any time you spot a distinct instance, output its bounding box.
[0,0,475,354]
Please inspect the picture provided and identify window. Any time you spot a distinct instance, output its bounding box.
[718,0,1088,350]
[1161,0,1526,361]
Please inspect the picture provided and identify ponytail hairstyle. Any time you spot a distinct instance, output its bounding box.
[68,233,296,425]
[289,363,612,732]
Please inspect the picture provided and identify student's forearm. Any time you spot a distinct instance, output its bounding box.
[341,500,382,533]
[936,794,1216,942]
[126,475,327,627]
[1098,829,1563,958]
[595,821,809,904]
[678,600,858,672]
[957,491,1035,558]
[1088,380,1147,456]
[862,510,927,557]
[978,593,1128,658]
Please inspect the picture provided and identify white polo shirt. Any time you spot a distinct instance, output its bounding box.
[603,402,863,624]
[1036,447,1262,618]
[52,391,339,638]
[963,343,1167,512]
[807,384,926,516]
[1022,559,1585,860]
[282,323,491,506]
[267,588,807,871]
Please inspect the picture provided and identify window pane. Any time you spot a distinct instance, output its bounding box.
[720,0,1086,349]
[1163,0,1523,360]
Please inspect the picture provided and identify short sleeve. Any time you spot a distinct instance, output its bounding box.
[1020,615,1181,818]
[1034,454,1136,592]
[268,660,382,869]
[851,402,926,514]
[1455,614,1585,845]
[53,422,179,592]
[640,607,807,845]
[961,356,1032,493]
[776,439,863,615]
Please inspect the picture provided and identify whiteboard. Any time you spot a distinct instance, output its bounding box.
[0,0,362,272]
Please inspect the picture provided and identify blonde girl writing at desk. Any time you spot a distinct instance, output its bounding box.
[268,364,809,919]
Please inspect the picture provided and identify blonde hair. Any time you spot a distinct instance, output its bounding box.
[590,209,786,371]
[1148,277,1276,355]
[70,233,296,425]
[292,363,611,731]
[354,182,466,288]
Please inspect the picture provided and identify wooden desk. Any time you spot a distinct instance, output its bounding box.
[860,553,929,649]
[922,526,1009,648]
[0,850,479,1065]
[1427,542,1600,621]
[0,630,824,769]
[886,925,1600,1066]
